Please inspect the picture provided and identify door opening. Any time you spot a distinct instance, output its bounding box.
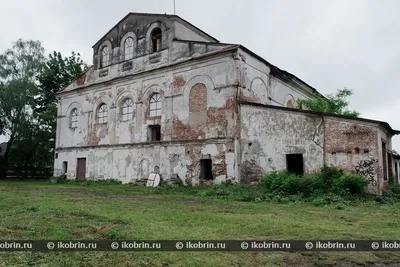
[76,158,86,180]
[62,161,68,174]
[286,154,304,175]
[200,159,213,180]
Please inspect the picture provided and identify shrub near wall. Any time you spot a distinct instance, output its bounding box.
[260,165,367,197]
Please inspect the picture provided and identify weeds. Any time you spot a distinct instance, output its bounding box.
[48,165,400,207]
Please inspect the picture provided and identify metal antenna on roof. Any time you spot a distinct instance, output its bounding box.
[174,0,176,15]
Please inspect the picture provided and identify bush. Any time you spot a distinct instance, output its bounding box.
[332,173,367,195]
[260,166,367,199]
[261,171,308,195]
[318,165,343,191]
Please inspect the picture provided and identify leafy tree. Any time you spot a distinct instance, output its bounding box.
[0,39,45,178]
[0,40,86,178]
[0,79,38,177]
[36,51,87,115]
[0,39,45,80]
[34,51,87,170]
[296,88,360,117]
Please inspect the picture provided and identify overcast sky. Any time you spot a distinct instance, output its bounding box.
[1,0,399,150]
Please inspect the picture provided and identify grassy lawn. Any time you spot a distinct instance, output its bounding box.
[0,180,400,266]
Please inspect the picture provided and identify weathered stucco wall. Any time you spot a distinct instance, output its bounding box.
[55,140,235,185]
[236,48,318,108]
[54,52,238,184]
[239,104,324,183]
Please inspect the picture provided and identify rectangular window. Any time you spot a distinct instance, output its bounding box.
[148,125,161,141]
[286,154,304,175]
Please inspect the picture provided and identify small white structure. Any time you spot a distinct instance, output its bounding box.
[147,173,161,187]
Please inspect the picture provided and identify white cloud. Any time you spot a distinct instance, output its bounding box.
[1,0,399,149]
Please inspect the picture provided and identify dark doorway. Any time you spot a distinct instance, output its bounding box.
[76,158,86,180]
[200,159,213,180]
[382,141,387,181]
[388,152,393,182]
[286,154,304,175]
[148,125,161,141]
[151,28,162,53]
[62,161,68,174]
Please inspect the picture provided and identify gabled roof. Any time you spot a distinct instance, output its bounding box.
[92,12,219,48]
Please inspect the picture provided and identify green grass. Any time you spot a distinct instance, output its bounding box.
[0,180,400,266]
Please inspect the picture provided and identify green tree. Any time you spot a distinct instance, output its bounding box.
[0,39,45,80]
[0,79,38,177]
[0,40,86,178]
[0,39,45,178]
[296,88,360,117]
[34,51,87,171]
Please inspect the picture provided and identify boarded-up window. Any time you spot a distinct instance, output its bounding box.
[189,83,207,112]
[189,83,207,129]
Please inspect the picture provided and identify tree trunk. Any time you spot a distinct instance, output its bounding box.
[2,135,15,179]
[23,154,30,179]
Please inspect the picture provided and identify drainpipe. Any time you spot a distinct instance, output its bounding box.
[322,114,326,166]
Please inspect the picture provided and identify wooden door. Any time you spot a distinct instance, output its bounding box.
[76,158,86,180]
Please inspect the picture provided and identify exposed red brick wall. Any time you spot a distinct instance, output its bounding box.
[325,120,378,155]
[324,118,380,194]
[189,83,207,112]
[171,118,204,140]
[171,75,186,94]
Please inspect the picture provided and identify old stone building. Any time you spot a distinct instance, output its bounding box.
[54,12,399,194]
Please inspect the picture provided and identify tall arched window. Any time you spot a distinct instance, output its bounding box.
[98,103,108,123]
[101,46,110,67]
[151,28,162,53]
[149,93,162,117]
[121,98,133,121]
[124,37,134,60]
[70,108,78,129]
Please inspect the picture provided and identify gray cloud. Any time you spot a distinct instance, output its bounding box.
[1,0,399,150]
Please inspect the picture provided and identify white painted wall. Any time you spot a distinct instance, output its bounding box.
[239,104,324,183]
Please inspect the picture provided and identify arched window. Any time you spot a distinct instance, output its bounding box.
[124,37,134,60]
[70,108,78,129]
[151,28,162,53]
[101,46,110,67]
[149,93,162,117]
[286,99,294,108]
[98,103,108,123]
[121,98,133,121]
